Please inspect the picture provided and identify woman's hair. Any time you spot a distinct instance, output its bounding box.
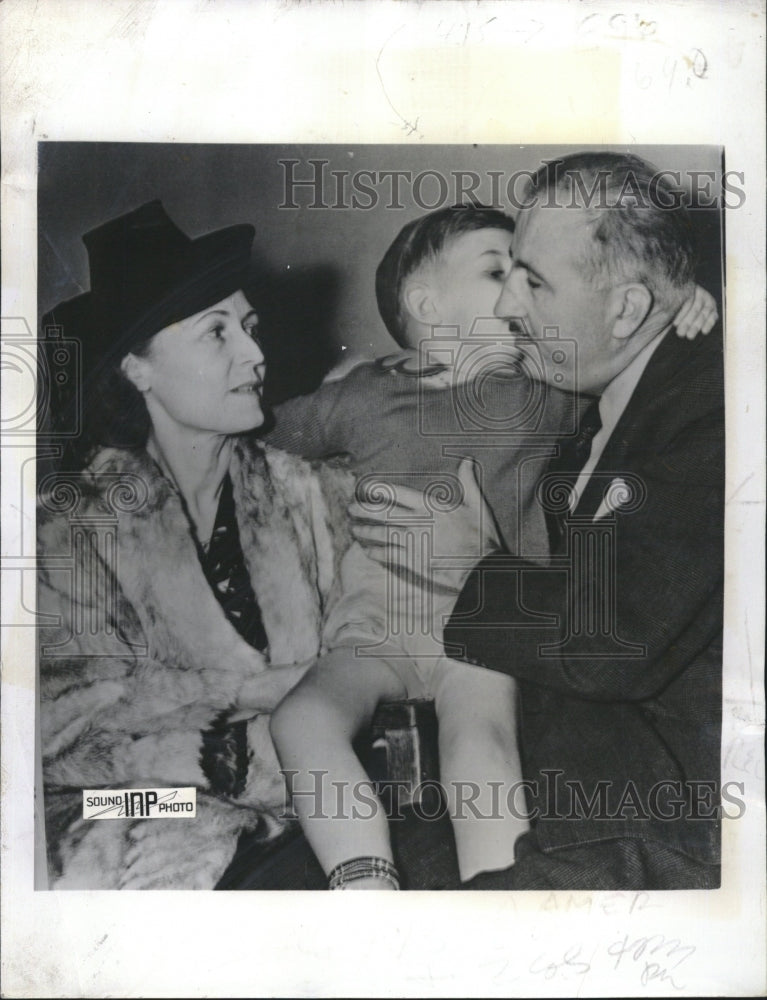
[51,336,155,471]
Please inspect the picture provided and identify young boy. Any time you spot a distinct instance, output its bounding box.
[268,206,717,889]
[268,206,558,560]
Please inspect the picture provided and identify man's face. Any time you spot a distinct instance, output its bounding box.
[494,206,617,394]
[423,227,514,341]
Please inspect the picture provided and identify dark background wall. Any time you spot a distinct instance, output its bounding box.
[39,143,724,403]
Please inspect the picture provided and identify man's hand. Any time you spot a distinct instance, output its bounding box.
[349,457,501,624]
[673,284,718,340]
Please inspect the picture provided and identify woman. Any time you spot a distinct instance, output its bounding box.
[38,201,357,889]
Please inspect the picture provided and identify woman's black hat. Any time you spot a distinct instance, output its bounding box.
[42,200,255,369]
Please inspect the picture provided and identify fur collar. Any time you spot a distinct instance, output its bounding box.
[71,438,351,674]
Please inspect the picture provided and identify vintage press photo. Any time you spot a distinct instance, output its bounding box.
[2,2,765,998]
[34,141,729,893]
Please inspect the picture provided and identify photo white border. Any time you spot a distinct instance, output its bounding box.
[2,1,765,996]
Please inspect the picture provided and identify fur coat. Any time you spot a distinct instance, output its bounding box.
[38,438,354,889]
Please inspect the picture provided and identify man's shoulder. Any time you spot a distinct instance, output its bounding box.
[652,324,721,384]
[635,327,723,422]
[613,328,724,473]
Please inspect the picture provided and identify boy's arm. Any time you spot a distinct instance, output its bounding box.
[672,283,718,340]
[264,365,364,459]
[265,386,333,458]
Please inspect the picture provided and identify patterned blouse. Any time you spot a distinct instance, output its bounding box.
[197,475,268,797]
[198,475,268,652]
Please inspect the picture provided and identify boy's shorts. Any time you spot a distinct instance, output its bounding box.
[322,542,451,699]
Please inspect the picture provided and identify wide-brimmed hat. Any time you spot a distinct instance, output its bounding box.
[42,200,255,370]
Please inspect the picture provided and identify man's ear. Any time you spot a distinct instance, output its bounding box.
[402,279,440,326]
[120,352,151,392]
[609,283,654,340]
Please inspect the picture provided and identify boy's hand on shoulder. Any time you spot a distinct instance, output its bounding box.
[673,284,718,340]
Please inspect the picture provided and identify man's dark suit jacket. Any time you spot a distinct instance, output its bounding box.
[444,327,724,872]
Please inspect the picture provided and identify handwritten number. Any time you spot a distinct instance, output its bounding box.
[530,946,590,980]
[635,61,652,89]
[664,56,678,91]
[690,47,708,79]
[608,933,695,990]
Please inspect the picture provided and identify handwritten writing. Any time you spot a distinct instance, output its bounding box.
[580,11,658,41]
[724,736,764,780]
[541,889,660,917]
[635,50,708,93]
[529,945,591,981]
[374,26,423,139]
[527,931,697,992]
[608,932,696,991]
[578,10,707,94]
[435,15,543,48]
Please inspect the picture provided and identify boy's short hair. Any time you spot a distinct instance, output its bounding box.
[375,204,515,346]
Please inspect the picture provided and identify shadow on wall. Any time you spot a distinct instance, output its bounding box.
[248,262,341,410]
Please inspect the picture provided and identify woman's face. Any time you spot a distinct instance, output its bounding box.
[124,290,266,436]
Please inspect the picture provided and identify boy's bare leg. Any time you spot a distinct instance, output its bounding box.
[434,661,530,882]
[270,647,407,889]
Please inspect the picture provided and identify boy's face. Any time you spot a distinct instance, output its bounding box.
[421,227,514,343]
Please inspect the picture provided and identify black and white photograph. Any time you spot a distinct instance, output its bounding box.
[2,2,765,997]
[35,141,727,894]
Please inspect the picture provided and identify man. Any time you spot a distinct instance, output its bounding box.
[352,151,724,889]
[268,203,714,557]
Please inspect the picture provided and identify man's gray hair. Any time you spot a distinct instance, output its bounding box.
[523,152,698,310]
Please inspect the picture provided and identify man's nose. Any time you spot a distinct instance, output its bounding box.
[494,271,527,319]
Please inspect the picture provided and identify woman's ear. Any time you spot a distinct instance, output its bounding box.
[610,283,654,340]
[402,278,440,327]
[120,352,151,392]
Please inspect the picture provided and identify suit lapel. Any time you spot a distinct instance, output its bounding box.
[572,331,709,520]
